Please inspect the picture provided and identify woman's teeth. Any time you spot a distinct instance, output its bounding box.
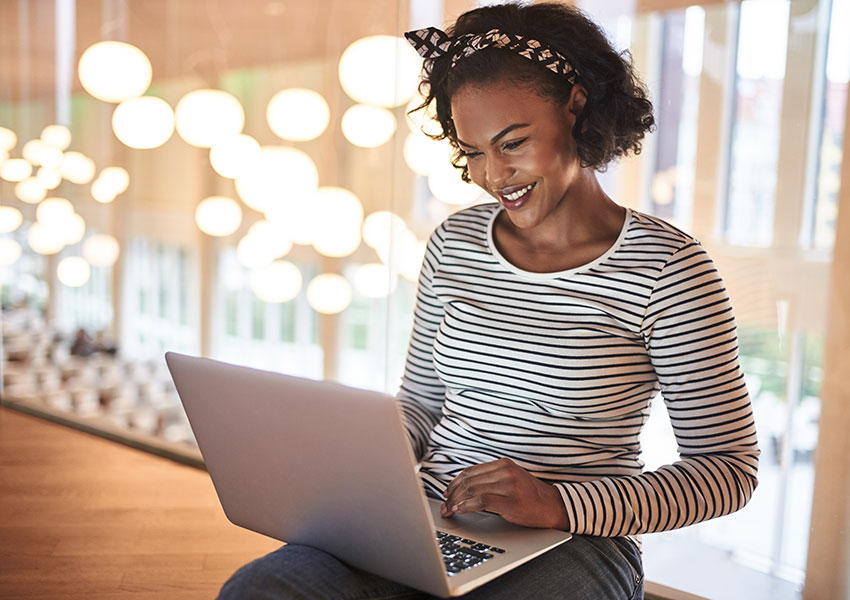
[502,183,534,201]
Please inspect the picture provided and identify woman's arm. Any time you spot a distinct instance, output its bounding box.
[552,242,760,536]
[441,242,759,535]
[397,224,449,461]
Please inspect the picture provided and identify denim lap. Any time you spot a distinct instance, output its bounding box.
[217,535,643,600]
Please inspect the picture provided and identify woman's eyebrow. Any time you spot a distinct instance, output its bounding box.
[457,123,530,149]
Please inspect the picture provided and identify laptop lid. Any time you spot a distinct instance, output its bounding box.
[165,352,451,597]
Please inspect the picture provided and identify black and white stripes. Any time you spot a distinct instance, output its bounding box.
[397,203,759,537]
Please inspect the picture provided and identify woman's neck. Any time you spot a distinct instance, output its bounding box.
[498,169,624,255]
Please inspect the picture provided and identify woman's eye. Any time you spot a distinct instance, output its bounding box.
[462,150,482,159]
[503,138,527,151]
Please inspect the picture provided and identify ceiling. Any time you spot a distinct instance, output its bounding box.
[0,0,415,102]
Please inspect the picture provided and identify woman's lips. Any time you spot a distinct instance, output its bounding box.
[499,182,536,210]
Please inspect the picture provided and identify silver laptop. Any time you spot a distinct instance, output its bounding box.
[164,352,571,598]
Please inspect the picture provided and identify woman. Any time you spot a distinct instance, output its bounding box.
[219,3,759,598]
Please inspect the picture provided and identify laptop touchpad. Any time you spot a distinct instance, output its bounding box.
[435,511,491,531]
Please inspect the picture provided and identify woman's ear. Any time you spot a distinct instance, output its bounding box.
[567,84,587,119]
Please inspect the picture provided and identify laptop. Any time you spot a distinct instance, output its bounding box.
[164,352,571,598]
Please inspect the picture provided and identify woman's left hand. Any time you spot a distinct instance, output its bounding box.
[440,458,570,530]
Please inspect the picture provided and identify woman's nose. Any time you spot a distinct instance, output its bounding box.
[485,154,515,188]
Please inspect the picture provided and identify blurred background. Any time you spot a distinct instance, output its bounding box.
[1,0,848,598]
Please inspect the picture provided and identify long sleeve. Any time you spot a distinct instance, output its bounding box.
[397,224,448,461]
[554,242,760,536]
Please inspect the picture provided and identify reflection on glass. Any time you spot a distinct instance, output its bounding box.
[124,239,199,359]
[725,0,790,246]
[645,6,704,227]
[213,249,322,379]
[812,0,850,249]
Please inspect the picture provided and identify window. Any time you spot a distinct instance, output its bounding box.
[588,0,841,594]
[122,238,199,359]
[0,224,48,314]
[212,248,322,379]
[811,0,850,248]
[646,6,705,229]
[724,0,790,247]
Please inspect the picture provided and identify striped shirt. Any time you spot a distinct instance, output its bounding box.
[397,202,759,537]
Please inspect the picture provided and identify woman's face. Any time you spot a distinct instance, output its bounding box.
[450,78,582,231]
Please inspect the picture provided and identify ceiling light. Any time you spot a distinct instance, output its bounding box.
[175,89,245,148]
[82,234,120,267]
[78,41,152,102]
[307,273,352,314]
[112,96,175,149]
[57,256,91,287]
[338,35,422,107]
[194,196,243,237]
[341,104,396,148]
[267,88,330,142]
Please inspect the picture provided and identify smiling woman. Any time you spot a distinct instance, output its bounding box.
[214,3,759,600]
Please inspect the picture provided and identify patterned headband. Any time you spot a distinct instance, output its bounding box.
[403,26,579,84]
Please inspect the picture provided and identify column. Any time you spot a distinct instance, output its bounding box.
[803,47,850,599]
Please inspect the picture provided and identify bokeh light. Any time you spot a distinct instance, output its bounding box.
[267,88,330,142]
[251,260,303,303]
[307,273,353,314]
[338,35,421,107]
[112,96,175,149]
[78,41,152,103]
[175,89,245,148]
[341,104,397,148]
[57,256,91,287]
[195,196,243,237]
[82,234,121,267]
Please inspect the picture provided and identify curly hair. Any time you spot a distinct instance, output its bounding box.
[412,2,655,181]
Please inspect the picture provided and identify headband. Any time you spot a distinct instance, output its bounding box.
[403,26,579,84]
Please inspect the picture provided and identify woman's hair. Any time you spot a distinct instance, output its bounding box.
[412,2,655,181]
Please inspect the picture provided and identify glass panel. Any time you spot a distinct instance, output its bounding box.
[225,291,239,337]
[122,238,199,359]
[279,301,296,343]
[647,6,703,228]
[724,0,790,246]
[812,0,850,248]
[251,296,265,340]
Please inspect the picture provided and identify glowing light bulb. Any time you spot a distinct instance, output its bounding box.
[0,127,17,151]
[338,35,422,107]
[60,151,97,184]
[15,177,47,204]
[251,260,303,303]
[175,89,245,148]
[235,146,318,213]
[267,88,330,142]
[428,162,482,205]
[311,187,363,258]
[82,234,120,267]
[78,41,152,102]
[1,158,33,182]
[112,96,175,149]
[209,134,261,179]
[27,222,65,255]
[36,197,75,227]
[194,196,243,237]
[307,273,352,314]
[0,206,23,233]
[341,104,396,148]
[41,124,72,150]
[0,239,22,266]
[57,256,91,287]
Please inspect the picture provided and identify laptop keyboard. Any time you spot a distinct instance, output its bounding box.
[435,531,505,576]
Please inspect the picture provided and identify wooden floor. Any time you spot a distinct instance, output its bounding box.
[0,406,280,600]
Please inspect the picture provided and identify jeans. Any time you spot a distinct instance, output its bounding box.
[217,535,644,600]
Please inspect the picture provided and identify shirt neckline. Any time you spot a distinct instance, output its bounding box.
[485,204,632,280]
